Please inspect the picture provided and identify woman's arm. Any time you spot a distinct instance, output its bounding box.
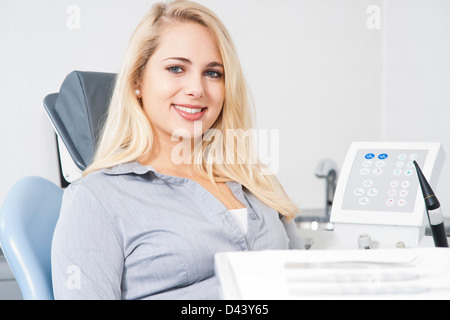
[51,184,124,299]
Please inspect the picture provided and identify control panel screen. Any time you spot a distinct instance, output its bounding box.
[342,149,428,213]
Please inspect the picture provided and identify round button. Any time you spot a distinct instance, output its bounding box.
[398,199,406,207]
[360,168,370,175]
[404,169,413,176]
[373,168,383,175]
[399,154,407,160]
[368,188,378,196]
[399,190,408,197]
[363,179,374,187]
[362,160,372,167]
[386,198,395,207]
[365,153,375,159]
[401,181,410,188]
[388,189,397,197]
[390,180,399,188]
[396,161,404,168]
[359,197,369,205]
[375,161,385,167]
[394,169,402,176]
[354,188,364,196]
[378,153,388,160]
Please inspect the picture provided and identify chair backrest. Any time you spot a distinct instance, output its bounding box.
[44,70,116,171]
[0,176,63,300]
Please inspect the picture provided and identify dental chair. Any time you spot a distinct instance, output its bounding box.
[0,71,116,299]
[45,71,116,182]
[0,176,63,300]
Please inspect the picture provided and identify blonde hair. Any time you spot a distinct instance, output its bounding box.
[84,0,299,219]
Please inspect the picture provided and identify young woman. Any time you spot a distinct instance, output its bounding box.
[51,0,303,300]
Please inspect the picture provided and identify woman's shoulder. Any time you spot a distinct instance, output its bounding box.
[66,167,112,192]
[70,161,152,187]
[60,163,142,216]
[63,161,157,201]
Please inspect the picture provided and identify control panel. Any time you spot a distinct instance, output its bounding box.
[342,149,428,213]
[331,142,445,227]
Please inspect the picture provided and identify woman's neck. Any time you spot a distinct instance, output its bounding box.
[139,133,197,178]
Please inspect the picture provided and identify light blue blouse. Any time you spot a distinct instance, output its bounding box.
[51,161,304,300]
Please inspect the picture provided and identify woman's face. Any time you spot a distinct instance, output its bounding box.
[140,22,225,141]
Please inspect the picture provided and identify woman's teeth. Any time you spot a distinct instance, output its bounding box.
[173,105,203,114]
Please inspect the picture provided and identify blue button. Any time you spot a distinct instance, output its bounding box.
[365,153,375,159]
[378,153,388,160]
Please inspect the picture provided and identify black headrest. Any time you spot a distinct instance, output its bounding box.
[44,71,116,170]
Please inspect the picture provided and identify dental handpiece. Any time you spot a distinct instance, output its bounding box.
[413,161,448,248]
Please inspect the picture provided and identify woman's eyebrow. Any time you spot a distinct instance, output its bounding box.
[206,61,224,69]
[162,57,223,69]
[162,57,191,64]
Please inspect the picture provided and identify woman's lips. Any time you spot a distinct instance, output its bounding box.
[172,104,207,121]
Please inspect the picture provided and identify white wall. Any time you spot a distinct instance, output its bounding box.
[1,0,448,216]
[383,0,450,215]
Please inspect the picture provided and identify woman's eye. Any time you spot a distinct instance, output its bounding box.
[205,70,223,78]
[167,66,183,74]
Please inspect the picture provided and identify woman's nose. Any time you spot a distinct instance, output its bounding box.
[184,75,204,99]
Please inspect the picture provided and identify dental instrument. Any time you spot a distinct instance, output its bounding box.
[413,160,448,248]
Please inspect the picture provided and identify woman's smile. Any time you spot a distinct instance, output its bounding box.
[171,104,208,121]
